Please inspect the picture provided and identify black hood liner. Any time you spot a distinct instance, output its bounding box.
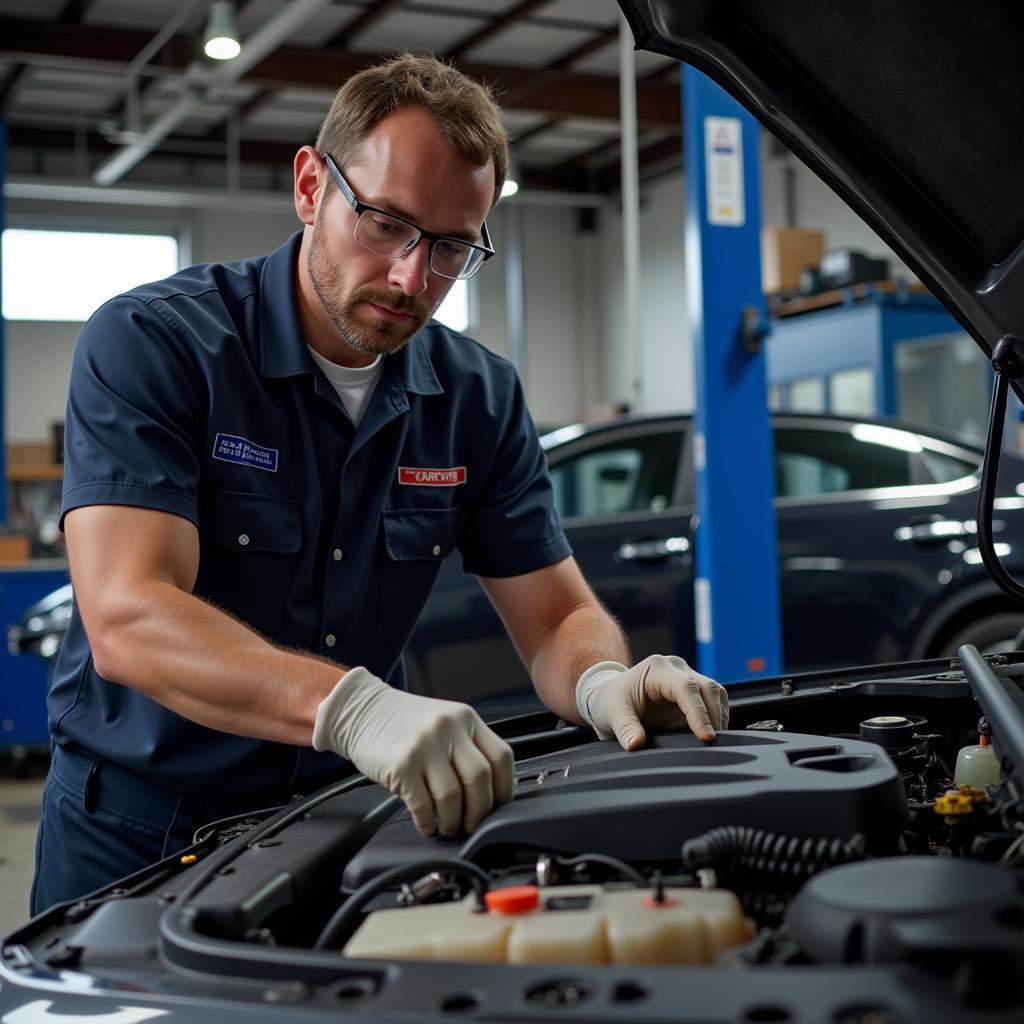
[618,0,1024,359]
[741,2,1022,267]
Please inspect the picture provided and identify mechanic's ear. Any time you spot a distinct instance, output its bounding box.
[294,146,325,226]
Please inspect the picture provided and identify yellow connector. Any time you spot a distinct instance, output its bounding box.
[933,784,987,819]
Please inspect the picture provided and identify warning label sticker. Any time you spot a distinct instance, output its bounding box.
[704,116,745,227]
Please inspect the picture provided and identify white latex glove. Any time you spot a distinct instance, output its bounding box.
[575,654,729,750]
[313,667,515,837]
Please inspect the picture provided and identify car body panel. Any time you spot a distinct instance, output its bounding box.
[404,414,1024,703]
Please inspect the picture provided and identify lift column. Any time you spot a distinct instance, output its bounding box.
[683,66,783,681]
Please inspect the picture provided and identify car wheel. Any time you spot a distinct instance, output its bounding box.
[935,611,1024,659]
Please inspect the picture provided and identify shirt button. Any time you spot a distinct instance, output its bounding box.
[432,544,441,556]
[325,634,336,648]
[238,533,250,546]
[332,548,343,561]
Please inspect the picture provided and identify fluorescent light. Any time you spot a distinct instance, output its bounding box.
[204,0,241,60]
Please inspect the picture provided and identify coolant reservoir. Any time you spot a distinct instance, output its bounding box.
[342,884,754,965]
[954,739,1001,789]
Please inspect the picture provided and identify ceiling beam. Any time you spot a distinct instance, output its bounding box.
[324,0,402,49]
[91,0,336,185]
[506,26,621,148]
[564,133,621,169]
[0,17,196,68]
[442,0,553,61]
[0,63,28,114]
[6,122,680,191]
[547,25,618,71]
[593,135,684,193]
[57,0,92,24]
[0,17,681,128]
[6,124,308,167]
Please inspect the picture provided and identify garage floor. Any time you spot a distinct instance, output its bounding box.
[0,774,44,933]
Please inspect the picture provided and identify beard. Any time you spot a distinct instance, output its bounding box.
[307,210,431,358]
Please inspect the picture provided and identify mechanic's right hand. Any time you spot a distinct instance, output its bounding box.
[313,667,515,837]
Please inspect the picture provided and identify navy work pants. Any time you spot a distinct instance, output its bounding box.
[31,745,252,916]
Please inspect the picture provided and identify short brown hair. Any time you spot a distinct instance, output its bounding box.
[315,52,508,209]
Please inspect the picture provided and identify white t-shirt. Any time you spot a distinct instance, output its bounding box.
[307,346,384,428]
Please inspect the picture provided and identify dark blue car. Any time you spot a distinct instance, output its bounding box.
[11,413,1023,710]
[404,412,1024,706]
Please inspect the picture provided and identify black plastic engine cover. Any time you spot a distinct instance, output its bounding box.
[343,730,908,889]
[787,857,1024,965]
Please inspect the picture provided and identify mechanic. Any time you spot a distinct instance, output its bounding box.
[31,53,728,915]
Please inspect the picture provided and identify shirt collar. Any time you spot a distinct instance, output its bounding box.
[258,230,442,397]
[258,231,314,379]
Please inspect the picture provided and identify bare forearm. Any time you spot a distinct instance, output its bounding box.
[529,602,630,723]
[88,581,343,745]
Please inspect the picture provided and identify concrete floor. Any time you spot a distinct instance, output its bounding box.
[0,773,44,934]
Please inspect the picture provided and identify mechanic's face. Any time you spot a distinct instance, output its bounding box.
[305,107,494,363]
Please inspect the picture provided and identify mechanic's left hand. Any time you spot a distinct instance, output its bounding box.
[574,654,729,750]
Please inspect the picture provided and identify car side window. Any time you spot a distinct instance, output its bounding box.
[549,431,683,519]
[920,448,980,483]
[773,427,916,498]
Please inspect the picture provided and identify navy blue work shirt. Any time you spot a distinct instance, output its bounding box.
[51,231,571,802]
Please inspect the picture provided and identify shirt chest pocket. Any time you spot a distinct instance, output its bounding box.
[377,507,463,645]
[195,487,302,637]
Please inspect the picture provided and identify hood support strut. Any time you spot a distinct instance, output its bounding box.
[978,336,1024,604]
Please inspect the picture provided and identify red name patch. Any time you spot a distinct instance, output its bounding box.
[398,466,467,486]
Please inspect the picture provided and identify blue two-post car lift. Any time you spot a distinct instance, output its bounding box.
[682,66,784,683]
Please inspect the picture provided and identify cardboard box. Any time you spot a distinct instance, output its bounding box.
[0,535,32,562]
[762,227,825,294]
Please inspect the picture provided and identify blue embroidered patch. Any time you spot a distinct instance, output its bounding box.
[212,433,279,472]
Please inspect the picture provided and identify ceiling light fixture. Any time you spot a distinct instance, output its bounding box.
[501,157,520,199]
[204,0,241,60]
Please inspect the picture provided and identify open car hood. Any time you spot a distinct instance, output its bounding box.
[616,1,1024,362]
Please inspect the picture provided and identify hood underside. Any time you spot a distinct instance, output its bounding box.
[616,0,1024,362]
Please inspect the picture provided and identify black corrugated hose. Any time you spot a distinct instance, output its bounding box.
[681,827,867,925]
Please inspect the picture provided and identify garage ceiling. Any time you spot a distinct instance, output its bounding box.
[0,0,683,199]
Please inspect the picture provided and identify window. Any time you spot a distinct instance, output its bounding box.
[921,448,980,483]
[784,376,826,412]
[828,367,875,415]
[2,229,179,322]
[549,432,683,519]
[773,427,915,497]
[434,278,470,332]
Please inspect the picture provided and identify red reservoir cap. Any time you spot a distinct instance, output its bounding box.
[484,885,540,915]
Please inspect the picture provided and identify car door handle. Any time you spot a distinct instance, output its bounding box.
[617,537,690,563]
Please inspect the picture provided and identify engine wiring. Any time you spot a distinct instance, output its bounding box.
[313,858,491,951]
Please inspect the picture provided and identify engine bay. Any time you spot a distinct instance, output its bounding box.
[5,646,1024,1022]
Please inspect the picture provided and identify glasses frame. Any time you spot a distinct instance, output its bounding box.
[319,152,495,280]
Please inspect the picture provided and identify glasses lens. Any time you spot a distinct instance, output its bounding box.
[432,241,482,280]
[354,210,419,257]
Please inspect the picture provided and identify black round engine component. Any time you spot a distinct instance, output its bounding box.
[859,715,915,749]
[787,857,1024,965]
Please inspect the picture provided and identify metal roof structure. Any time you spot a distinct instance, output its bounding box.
[0,0,683,201]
